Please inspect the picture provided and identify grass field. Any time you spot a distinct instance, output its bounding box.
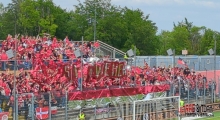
[167,111,220,120]
[195,111,220,120]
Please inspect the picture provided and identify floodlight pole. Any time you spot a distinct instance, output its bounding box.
[187,80,189,104]
[178,76,181,99]
[214,34,216,102]
[94,2,97,43]
[134,46,137,87]
[13,37,17,120]
[172,49,175,96]
[134,46,136,67]
[80,36,83,91]
[173,49,175,68]
[203,78,206,104]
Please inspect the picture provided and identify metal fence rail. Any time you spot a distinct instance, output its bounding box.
[135,55,220,71]
[0,56,219,71]
[0,90,219,120]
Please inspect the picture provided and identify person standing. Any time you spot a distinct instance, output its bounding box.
[61,87,67,108]
[180,99,184,107]
[0,50,8,71]
[78,111,85,120]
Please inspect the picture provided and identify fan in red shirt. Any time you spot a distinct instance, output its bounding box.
[0,50,8,71]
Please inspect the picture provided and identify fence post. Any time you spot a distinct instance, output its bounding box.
[178,76,181,99]
[203,78,206,104]
[155,102,158,120]
[108,103,110,118]
[65,91,68,120]
[219,76,220,98]
[15,94,18,120]
[212,81,214,103]
[95,98,98,120]
[94,106,97,119]
[31,93,34,120]
[187,80,189,105]
[49,92,51,120]
[196,81,198,104]
[113,48,115,59]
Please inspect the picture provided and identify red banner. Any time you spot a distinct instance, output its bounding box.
[60,61,126,84]
[0,112,9,120]
[68,84,170,100]
[72,64,78,79]
[117,62,125,77]
[105,62,113,77]
[86,65,94,82]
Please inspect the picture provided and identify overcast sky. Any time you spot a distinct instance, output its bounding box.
[1,0,220,33]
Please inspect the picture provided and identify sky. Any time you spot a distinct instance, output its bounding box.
[1,0,220,33]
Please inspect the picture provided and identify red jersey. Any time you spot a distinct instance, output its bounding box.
[1,53,8,60]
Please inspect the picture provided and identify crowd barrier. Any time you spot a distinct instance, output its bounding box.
[0,56,219,119]
[1,91,220,120]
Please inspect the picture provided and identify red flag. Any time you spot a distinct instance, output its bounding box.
[51,106,57,114]
[0,112,9,120]
[133,67,141,74]
[60,76,67,83]
[94,42,100,48]
[68,85,75,91]
[177,58,186,65]
[35,107,49,120]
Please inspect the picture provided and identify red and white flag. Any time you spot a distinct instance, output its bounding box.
[177,58,186,65]
[0,112,9,120]
[51,106,58,115]
[36,107,49,120]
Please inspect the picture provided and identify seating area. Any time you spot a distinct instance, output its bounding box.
[0,34,217,119]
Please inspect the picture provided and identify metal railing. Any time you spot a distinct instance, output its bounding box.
[1,90,220,120]
[97,40,125,58]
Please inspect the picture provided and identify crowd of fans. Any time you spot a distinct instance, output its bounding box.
[0,34,216,117]
[128,63,216,100]
[0,34,97,115]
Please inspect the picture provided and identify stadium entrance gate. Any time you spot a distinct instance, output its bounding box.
[16,93,35,120]
[133,96,180,120]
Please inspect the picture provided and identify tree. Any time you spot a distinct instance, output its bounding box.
[158,30,173,55]
[0,3,4,38]
[200,29,216,55]
[164,18,207,55]
[1,0,219,56]
[123,8,158,55]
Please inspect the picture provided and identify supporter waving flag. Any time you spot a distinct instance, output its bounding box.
[177,57,187,66]
[36,107,49,120]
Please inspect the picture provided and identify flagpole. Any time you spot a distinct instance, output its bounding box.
[49,92,51,120]
[94,3,96,43]
[80,36,83,91]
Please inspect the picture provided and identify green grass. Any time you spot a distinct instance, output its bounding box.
[166,118,178,120]
[195,111,220,120]
[166,111,220,120]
